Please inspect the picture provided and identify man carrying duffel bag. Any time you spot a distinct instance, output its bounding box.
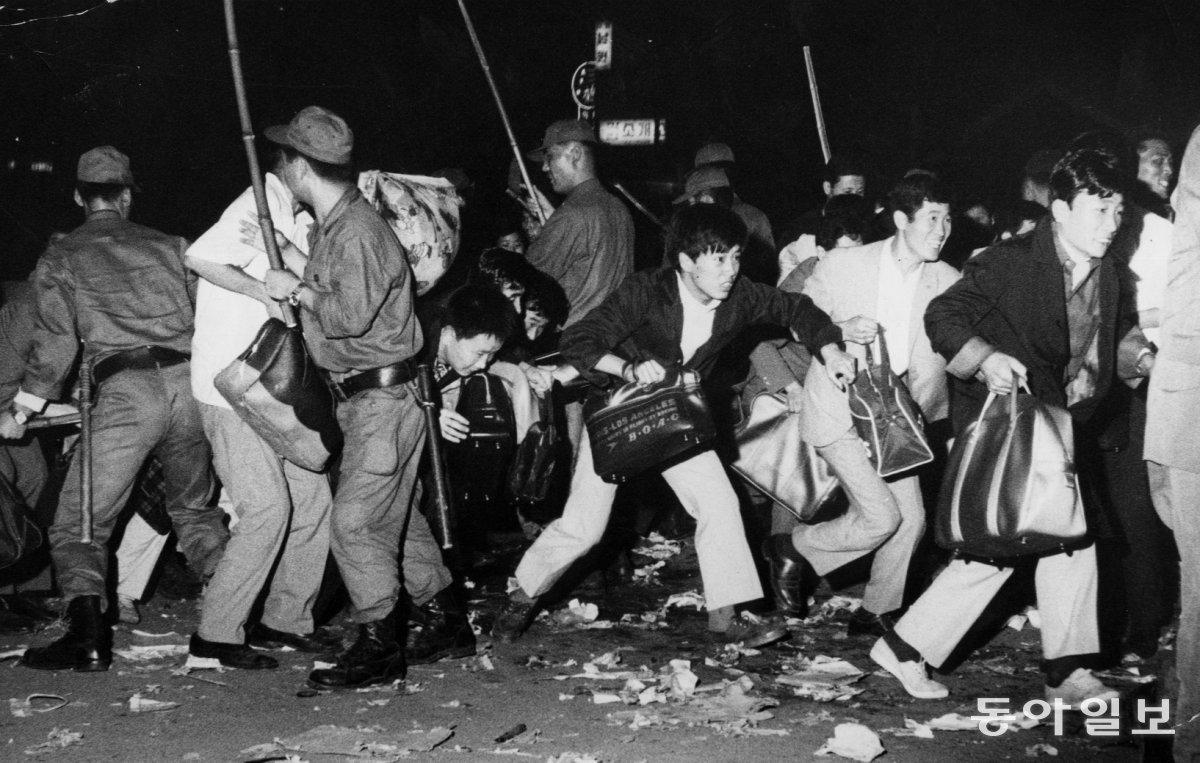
[869,147,1156,707]
[491,203,853,646]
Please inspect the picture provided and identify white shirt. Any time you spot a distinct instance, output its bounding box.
[188,173,313,409]
[875,240,923,375]
[677,273,719,365]
[1128,210,1173,345]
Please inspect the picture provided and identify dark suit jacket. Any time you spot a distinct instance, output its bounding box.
[561,267,840,387]
[926,218,1146,430]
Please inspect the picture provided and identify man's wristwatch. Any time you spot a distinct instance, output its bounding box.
[286,281,306,308]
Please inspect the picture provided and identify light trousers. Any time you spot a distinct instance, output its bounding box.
[792,429,924,614]
[515,430,762,611]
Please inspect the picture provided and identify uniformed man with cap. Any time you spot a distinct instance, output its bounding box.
[0,146,227,672]
[259,106,427,690]
[523,118,634,451]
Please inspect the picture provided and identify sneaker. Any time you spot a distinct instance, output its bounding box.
[491,594,539,644]
[710,618,788,649]
[116,595,140,625]
[1044,668,1120,709]
[869,638,948,699]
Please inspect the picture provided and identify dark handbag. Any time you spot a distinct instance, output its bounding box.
[935,381,1086,559]
[0,475,42,570]
[848,329,934,477]
[508,392,560,504]
[215,318,342,472]
[730,392,840,521]
[447,373,515,502]
[584,367,715,484]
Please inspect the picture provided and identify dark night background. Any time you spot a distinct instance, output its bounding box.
[3,0,1200,279]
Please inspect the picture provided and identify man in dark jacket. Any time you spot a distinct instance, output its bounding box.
[491,204,852,646]
[870,147,1153,707]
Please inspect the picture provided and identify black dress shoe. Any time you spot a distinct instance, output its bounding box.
[406,589,476,664]
[20,596,111,672]
[247,623,338,653]
[761,535,813,616]
[189,633,278,670]
[846,609,895,639]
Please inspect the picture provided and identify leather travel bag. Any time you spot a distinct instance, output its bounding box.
[508,392,560,504]
[848,329,934,477]
[584,367,715,484]
[215,318,342,473]
[446,372,515,503]
[935,382,1086,559]
[730,392,840,521]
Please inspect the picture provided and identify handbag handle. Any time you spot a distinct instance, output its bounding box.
[860,326,891,396]
[607,365,684,407]
[972,371,1025,431]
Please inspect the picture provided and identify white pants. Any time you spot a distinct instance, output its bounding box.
[515,430,763,611]
[893,543,1100,667]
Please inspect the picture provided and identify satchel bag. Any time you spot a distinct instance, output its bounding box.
[935,382,1086,559]
[848,329,934,477]
[730,392,840,521]
[584,367,715,484]
[508,392,560,504]
[215,318,342,473]
[447,373,515,503]
[0,475,41,570]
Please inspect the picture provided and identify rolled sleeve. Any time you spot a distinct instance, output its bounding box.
[945,336,996,379]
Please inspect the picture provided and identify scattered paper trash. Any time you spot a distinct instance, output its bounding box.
[665,659,698,699]
[665,590,706,611]
[0,647,25,661]
[114,643,190,662]
[552,599,599,627]
[128,693,179,713]
[131,629,180,639]
[815,723,885,762]
[882,718,934,739]
[24,727,83,755]
[633,533,682,560]
[777,655,866,702]
[9,694,68,717]
[592,692,622,705]
[632,560,665,586]
[1006,614,1029,631]
[1026,743,1058,756]
[240,724,453,759]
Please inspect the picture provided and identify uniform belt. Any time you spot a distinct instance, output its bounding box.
[93,346,190,386]
[329,360,416,401]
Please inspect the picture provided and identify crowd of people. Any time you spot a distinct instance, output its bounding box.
[0,105,1196,761]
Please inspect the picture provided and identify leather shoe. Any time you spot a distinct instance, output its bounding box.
[189,633,278,670]
[846,609,895,639]
[248,623,339,653]
[491,594,539,643]
[308,617,406,690]
[20,595,111,672]
[762,534,812,616]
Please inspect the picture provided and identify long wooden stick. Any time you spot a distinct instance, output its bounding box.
[222,0,296,327]
[416,364,456,550]
[456,0,546,224]
[803,46,832,164]
[78,358,93,544]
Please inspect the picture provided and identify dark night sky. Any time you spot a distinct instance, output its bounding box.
[3,0,1199,278]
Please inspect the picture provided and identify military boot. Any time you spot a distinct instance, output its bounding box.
[308,598,407,690]
[20,595,111,672]
[406,587,476,664]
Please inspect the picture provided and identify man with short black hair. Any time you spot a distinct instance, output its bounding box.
[0,146,227,672]
[261,106,424,690]
[491,204,853,646]
[764,173,959,636]
[870,148,1152,706]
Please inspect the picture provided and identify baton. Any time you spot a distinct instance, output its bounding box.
[416,363,456,550]
[78,360,94,545]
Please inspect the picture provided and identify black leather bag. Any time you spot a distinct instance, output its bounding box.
[447,372,515,502]
[0,475,41,570]
[584,367,715,484]
[935,384,1086,559]
[215,318,342,472]
[508,392,560,504]
[848,329,934,478]
[731,392,840,521]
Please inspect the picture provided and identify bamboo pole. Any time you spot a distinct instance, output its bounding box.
[456,0,546,224]
[803,46,832,164]
[222,0,296,326]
